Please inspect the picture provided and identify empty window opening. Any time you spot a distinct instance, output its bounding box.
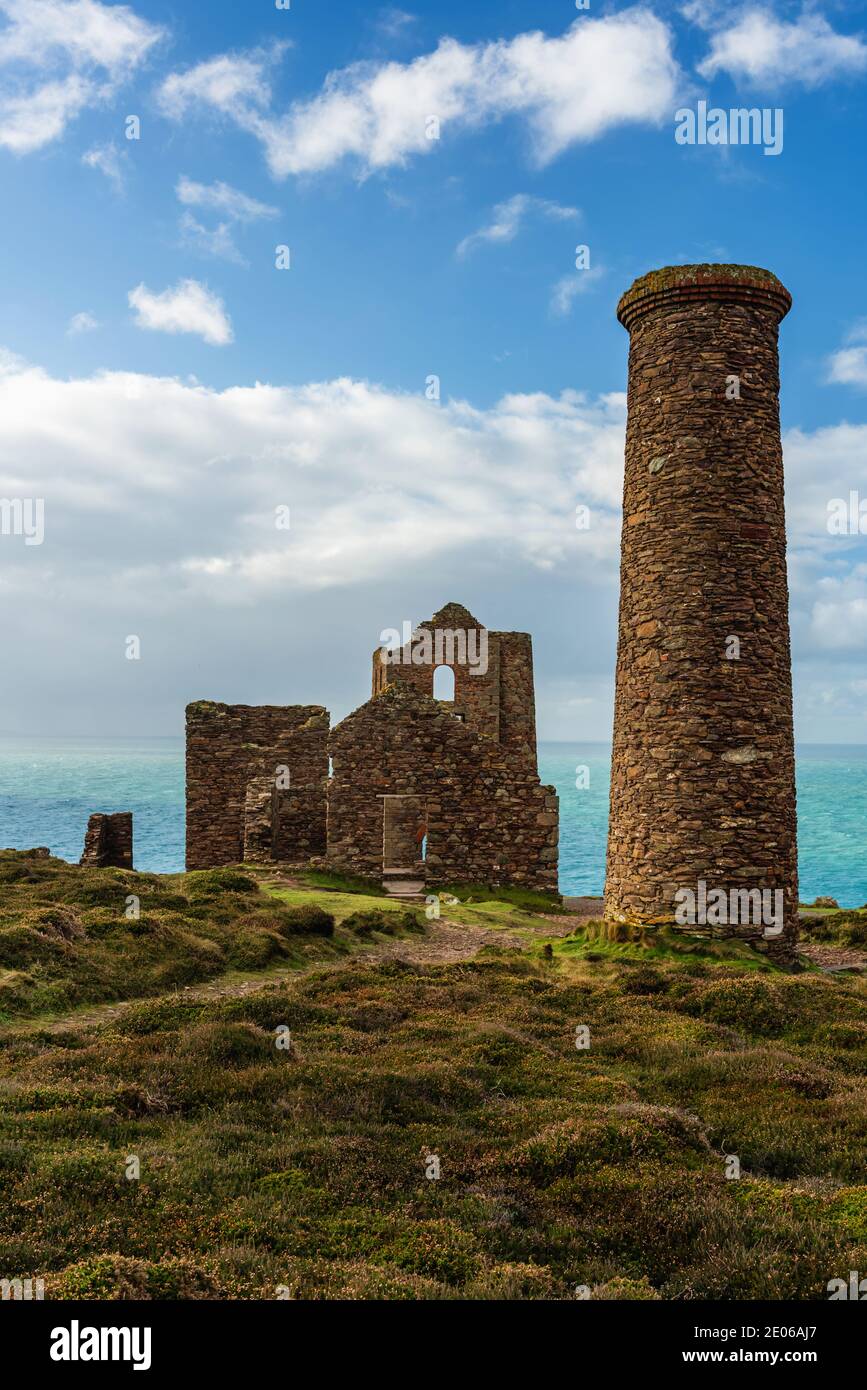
[433,664,455,701]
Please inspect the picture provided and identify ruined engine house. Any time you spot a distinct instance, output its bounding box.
[185,602,559,892]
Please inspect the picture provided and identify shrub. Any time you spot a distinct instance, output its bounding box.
[684,976,791,1036]
[388,1220,480,1286]
[184,868,260,898]
[343,909,423,937]
[516,1106,706,1183]
[29,906,85,940]
[0,926,65,968]
[178,1021,274,1067]
[620,965,669,996]
[276,905,335,938]
[49,1255,222,1301]
[227,931,284,971]
[591,1276,661,1300]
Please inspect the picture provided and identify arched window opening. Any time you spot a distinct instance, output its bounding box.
[433,664,455,701]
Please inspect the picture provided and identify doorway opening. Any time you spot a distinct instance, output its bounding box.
[382,794,426,874]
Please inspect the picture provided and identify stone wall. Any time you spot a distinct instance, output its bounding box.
[80,812,133,869]
[604,265,798,961]
[498,631,538,765]
[328,683,558,890]
[186,702,328,869]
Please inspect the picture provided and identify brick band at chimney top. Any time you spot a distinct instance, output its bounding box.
[603,263,798,961]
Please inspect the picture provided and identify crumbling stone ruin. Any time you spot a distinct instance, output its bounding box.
[604,264,798,961]
[185,704,328,870]
[186,603,558,892]
[80,812,134,869]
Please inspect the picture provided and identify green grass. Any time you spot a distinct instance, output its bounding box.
[292,868,389,897]
[553,921,782,971]
[431,882,563,914]
[0,850,865,1300]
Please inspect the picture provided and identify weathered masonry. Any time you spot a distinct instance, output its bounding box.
[186,703,328,870]
[604,264,798,960]
[80,812,134,869]
[186,602,558,892]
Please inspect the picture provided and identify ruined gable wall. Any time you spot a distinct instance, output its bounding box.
[375,632,502,743]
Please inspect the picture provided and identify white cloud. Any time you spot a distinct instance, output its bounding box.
[781,422,867,660]
[827,347,867,388]
[0,355,624,598]
[456,193,579,258]
[1,350,866,738]
[128,279,233,346]
[156,10,682,179]
[0,0,163,153]
[697,8,867,88]
[826,322,867,388]
[157,48,275,122]
[82,140,124,188]
[67,310,98,334]
[5,351,856,611]
[784,420,867,543]
[809,576,867,651]
[550,264,606,316]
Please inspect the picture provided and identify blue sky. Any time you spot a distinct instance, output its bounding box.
[1,0,867,742]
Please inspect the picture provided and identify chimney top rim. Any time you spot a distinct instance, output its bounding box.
[617,263,792,331]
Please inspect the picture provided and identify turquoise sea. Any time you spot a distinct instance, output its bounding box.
[1,738,865,907]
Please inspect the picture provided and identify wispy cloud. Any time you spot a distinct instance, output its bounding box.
[550,264,606,317]
[155,11,682,179]
[82,140,125,189]
[457,194,579,258]
[174,176,279,264]
[375,8,416,42]
[128,279,233,346]
[0,0,163,153]
[176,176,278,222]
[66,310,99,335]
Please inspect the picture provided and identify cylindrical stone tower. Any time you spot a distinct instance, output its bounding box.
[604,264,798,959]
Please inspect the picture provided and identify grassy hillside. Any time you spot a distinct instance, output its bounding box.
[0,850,865,1300]
[0,850,423,1022]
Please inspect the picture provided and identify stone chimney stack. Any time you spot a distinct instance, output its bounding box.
[604,264,798,959]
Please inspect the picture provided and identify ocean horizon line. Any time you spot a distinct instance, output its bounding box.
[3,734,867,751]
